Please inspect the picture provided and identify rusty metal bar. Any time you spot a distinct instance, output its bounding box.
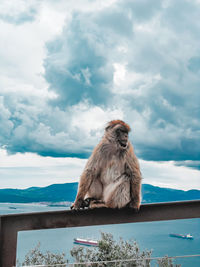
[0,200,200,267]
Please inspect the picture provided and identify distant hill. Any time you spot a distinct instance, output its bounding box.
[142,184,200,203]
[0,183,200,203]
[0,183,78,203]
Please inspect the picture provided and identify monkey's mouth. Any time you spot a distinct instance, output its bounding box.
[119,140,128,148]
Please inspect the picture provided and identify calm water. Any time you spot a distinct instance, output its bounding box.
[1,203,200,266]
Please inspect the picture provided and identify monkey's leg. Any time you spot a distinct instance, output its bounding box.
[129,180,141,211]
[125,152,142,211]
[72,169,95,210]
[105,180,131,209]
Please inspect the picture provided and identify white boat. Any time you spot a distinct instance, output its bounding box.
[74,238,98,247]
[169,233,194,239]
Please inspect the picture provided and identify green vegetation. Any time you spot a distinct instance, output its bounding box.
[21,242,67,266]
[71,232,152,267]
[20,232,180,267]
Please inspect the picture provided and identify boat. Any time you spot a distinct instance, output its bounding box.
[74,238,98,247]
[169,233,194,240]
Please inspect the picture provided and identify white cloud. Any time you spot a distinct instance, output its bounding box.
[0,148,199,190]
[0,0,199,191]
[1,0,200,161]
[0,0,38,24]
[0,0,66,100]
[70,101,123,137]
[140,159,200,191]
[0,149,86,188]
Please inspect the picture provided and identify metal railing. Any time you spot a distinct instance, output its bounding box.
[20,254,200,266]
[0,200,200,267]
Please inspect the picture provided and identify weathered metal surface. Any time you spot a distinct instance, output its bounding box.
[0,200,200,267]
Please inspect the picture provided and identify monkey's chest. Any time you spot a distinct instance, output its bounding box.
[102,161,125,185]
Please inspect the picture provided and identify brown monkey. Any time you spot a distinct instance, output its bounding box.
[71,120,142,210]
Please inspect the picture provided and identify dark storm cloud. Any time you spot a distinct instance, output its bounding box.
[120,0,162,22]
[174,161,200,171]
[44,12,115,107]
[0,9,37,25]
[0,2,38,25]
[0,0,200,165]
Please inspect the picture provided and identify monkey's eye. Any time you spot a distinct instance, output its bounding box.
[123,130,128,135]
[116,129,121,135]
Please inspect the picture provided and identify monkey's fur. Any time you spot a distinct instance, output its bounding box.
[71,120,142,210]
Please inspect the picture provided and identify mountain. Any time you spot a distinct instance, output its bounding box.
[0,183,78,203]
[0,183,199,203]
[142,184,200,203]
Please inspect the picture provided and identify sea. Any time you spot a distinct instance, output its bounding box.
[1,203,200,267]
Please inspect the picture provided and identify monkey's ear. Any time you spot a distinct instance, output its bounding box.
[105,125,111,131]
[105,120,118,131]
[105,122,116,131]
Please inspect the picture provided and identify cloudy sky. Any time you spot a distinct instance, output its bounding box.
[0,0,200,190]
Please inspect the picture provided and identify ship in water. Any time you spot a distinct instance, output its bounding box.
[74,238,98,247]
[169,233,194,240]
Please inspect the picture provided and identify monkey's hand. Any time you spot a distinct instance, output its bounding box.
[128,200,141,212]
[71,198,88,210]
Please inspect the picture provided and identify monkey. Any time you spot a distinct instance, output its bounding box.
[71,120,142,211]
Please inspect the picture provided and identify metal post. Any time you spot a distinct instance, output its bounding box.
[0,216,18,267]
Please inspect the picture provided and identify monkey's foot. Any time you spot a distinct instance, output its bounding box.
[83,197,97,208]
[127,201,141,212]
[71,198,98,210]
[71,198,88,210]
[89,200,107,209]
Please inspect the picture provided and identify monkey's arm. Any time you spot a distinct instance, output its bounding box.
[71,169,95,209]
[71,146,102,210]
[126,146,142,211]
[129,177,141,211]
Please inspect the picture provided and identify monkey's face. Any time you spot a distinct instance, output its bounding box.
[115,127,129,148]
